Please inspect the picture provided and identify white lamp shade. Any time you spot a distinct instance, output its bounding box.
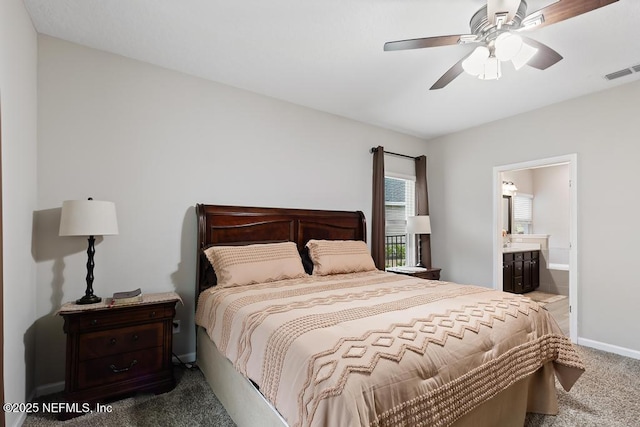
[407,215,431,235]
[511,41,538,70]
[59,200,119,236]
[462,46,490,76]
[495,33,523,62]
[478,56,501,80]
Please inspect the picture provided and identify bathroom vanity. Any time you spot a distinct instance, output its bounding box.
[503,247,540,294]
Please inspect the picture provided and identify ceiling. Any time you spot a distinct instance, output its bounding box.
[24,0,640,140]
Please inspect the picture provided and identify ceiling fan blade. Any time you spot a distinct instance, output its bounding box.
[521,0,619,30]
[429,53,471,90]
[520,36,563,70]
[384,35,469,51]
[487,0,522,25]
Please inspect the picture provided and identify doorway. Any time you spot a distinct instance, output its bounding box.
[493,154,577,343]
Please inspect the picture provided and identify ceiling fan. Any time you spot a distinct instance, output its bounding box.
[384,0,619,90]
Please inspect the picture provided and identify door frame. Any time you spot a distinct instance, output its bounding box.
[493,154,578,343]
[1,100,5,426]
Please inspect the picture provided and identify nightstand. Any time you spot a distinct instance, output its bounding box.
[387,267,442,280]
[58,292,180,419]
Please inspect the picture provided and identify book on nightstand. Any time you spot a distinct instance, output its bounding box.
[109,288,143,306]
[388,266,427,273]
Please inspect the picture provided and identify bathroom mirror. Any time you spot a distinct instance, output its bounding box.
[502,195,512,235]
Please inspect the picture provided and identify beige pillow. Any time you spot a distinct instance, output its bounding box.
[306,240,377,276]
[204,242,307,287]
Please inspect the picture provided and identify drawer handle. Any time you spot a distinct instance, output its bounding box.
[109,359,137,373]
[91,319,98,326]
[150,311,156,318]
[110,338,117,345]
[133,335,139,341]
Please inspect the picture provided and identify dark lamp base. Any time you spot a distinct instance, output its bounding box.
[76,294,102,305]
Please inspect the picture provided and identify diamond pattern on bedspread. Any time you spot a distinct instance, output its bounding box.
[195,271,584,427]
[296,296,545,426]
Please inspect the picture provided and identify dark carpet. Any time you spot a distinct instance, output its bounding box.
[25,345,640,426]
[23,365,235,427]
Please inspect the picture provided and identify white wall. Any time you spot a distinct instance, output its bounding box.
[533,164,570,252]
[426,80,640,354]
[0,1,39,426]
[503,169,533,195]
[34,36,428,389]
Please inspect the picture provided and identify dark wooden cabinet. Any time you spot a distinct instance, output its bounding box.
[503,251,539,294]
[59,294,179,419]
[503,257,514,293]
[388,267,441,280]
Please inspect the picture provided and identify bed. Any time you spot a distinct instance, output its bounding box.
[194,204,584,427]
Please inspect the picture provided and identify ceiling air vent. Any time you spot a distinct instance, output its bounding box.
[604,63,640,80]
[605,68,633,81]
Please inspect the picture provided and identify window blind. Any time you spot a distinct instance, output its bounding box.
[384,175,416,267]
[514,194,533,222]
[384,176,416,234]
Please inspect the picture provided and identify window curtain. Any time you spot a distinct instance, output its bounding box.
[415,155,431,269]
[371,146,386,270]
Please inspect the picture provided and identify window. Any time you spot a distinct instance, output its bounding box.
[384,175,415,267]
[513,193,533,234]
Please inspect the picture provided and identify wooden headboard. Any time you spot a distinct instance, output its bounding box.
[195,204,367,296]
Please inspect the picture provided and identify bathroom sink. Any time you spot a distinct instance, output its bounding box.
[502,243,541,253]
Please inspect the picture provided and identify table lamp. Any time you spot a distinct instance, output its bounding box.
[59,198,119,304]
[407,215,431,268]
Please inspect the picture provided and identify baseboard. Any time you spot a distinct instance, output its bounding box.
[173,351,196,365]
[578,337,640,360]
[35,380,65,397]
[8,389,37,427]
[8,412,27,427]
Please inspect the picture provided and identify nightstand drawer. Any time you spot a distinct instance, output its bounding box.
[78,305,172,330]
[79,322,163,361]
[77,347,163,390]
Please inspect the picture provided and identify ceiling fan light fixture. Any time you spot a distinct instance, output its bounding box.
[495,33,523,61]
[511,41,538,70]
[462,45,490,76]
[478,55,501,80]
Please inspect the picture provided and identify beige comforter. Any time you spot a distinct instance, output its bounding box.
[195,271,584,427]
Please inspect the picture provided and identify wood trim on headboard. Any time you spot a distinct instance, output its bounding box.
[195,204,366,297]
